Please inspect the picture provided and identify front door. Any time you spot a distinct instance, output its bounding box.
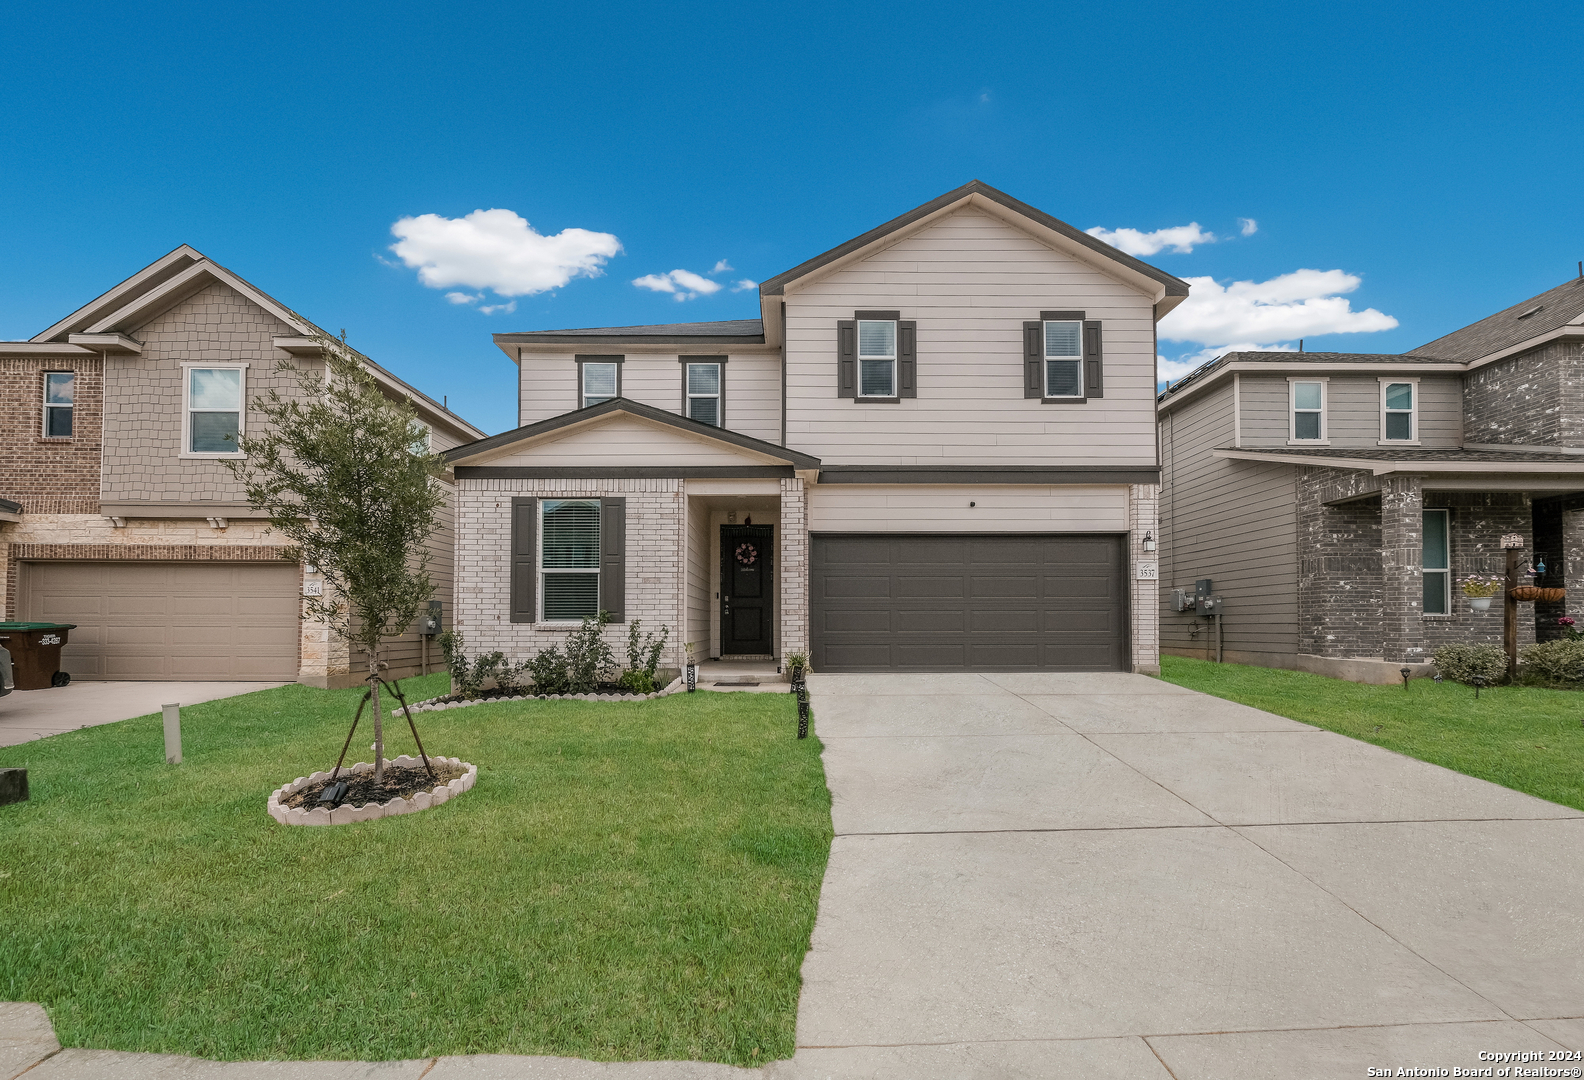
[721,524,773,656]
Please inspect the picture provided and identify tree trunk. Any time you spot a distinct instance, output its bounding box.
[369,671,385,782]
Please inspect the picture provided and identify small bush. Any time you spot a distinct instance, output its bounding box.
[524,646,571,695]
[565,611,617,694]
[1519,639,1584,684]
[617,669,657,695]
[1433,642,1509,685]
[437,629,523,698]
[625,620,669,679]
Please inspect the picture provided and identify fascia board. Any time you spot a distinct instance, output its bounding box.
[86,261,315,336]
[1461,324,1584,372]
[454,411,791,468]
[0,342,95,356]
[775,200,967,297]
[1161,361,1468,413]
[31,245,204,342]
[67,333,142,354]
[966,194,1168,305]
[1213,448,1584,475]
[512,341,779,357]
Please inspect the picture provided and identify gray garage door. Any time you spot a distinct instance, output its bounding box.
[23,561,301,681]
[810,534,1128,672]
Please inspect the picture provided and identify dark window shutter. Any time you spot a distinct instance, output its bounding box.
[898,321,917,397]
[510,497,538,624]
[1023,321,1043,398]
[1083,320,1104,398]
[599,497,626,622]
[837,320,856,398]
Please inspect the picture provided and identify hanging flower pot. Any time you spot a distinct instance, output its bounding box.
[1510,586,1566,603]
[1470,596,1493,612]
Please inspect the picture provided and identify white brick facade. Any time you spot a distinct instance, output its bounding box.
[778,477,809,658]
[1128,483,1160,675]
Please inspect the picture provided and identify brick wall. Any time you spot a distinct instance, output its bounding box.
[1128,483,1160,674]
[1462,341,1584,448]
[778,477,808,659]
[0,356,103,510]
[1297,468,1385,657]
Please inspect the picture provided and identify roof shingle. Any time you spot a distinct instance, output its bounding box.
[1409,277,1584,361]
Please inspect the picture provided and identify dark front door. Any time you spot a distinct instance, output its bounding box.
[721,524,773,655]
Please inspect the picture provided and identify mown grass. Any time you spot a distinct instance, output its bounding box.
[1161,655,1584,811]
[0,676,831,1065]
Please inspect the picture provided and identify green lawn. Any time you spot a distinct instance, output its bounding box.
[0,677,831,1066]
[1161,655,1584,811]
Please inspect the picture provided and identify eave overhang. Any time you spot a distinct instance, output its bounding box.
[67,333,142,354]
[0,342,95,356]
[1214,447,1584,476]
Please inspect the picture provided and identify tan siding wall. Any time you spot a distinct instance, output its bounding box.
[1240,373,1463,449]
[807,484,1128,533]
[474,414,782,468]
[1161,384,1300,663]
[783,207,1158,466]
[516,352,783,444]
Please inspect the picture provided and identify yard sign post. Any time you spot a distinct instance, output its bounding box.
[1502,534,1524,681]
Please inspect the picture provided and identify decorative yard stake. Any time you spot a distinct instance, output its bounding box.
[1400,667,1411,691]
[687,662,697,693]
[796,685,809,739]
[1472,674,1486,700]
[1503,534,1525,681]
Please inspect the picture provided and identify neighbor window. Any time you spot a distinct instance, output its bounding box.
[540,499,601,621]
[1423,508,1449,615]
[1383,381,1416,442]
[186,366,243,453]
[857,319,896,397]
[43,372,74,438]
[581,362,619,408]
[1044,320,1083,398]
[686,362,721,426]
[1291,380,1325,441]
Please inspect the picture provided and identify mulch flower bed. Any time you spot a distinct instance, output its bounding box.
[285,761,465,810]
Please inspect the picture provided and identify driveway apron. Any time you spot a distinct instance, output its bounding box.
[795,672,1584,1078]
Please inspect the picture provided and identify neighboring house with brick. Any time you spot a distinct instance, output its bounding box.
[0,246,483,685]
[1156,276,1584,681]
[444,181,1182,676]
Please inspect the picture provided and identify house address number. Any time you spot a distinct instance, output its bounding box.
[303,581,324,597]
[1136,561,1159,581]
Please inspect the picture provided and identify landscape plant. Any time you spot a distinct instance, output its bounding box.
[223,332,447,780]
[1519,638,1584,685]
[564,611,618,693]
[619,619,670,694]
[1458,575,1504,598]
[438,630,524,699]
[1431,642,1510,685]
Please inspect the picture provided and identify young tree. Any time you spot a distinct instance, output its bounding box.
[223,333,447,780]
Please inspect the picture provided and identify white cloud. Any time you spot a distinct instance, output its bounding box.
[1086,222,1216,256]
[1239,217,1258,236]
[1160,270,1398,346]
[1158,343,1294,384]
[731,279,757,292]
[633,268,725,301]
[479,300,517,315]
[711,259,733,274]
[445,291,480,305]
[389,208,621,298]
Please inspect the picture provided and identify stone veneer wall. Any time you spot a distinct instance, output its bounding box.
[453,477,688,670]
[1461,340,1584,449]
[1129,483,1160,675]
[1,356,103,510]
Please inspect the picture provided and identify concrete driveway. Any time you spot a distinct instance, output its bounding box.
[793,671,1584,1078]
[0,681,286,747]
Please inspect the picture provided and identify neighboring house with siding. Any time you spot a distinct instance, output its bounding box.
[1156,276,1584,681]
[445,180,1184,676]
[0,246,483,685]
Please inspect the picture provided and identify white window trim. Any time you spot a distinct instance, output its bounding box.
[855,319,898,398]
[686,361,722,426]
[1379,376,1421,446]
[42,371,74,439]
[179,362,248,458]
[1287,376,1330,445]
[580,362,620,409]
[537,498,601,626]
[1422,507,1451,617]
[1043,320,1085,399]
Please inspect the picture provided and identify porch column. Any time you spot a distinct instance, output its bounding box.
[1128,483,1160,675]
[779,476,809,662]
[1566,508,1584,626]
[1380,474,1426,664]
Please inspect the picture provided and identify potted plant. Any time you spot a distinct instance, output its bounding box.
[1459,575,1503,612]
[785,650,809,690]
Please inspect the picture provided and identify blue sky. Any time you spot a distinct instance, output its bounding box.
[4,0,1582,434]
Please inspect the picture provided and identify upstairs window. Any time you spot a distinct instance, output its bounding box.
[1422,509,1449,615]
[685,361,722,426]
[1290,380,1326,441]
[540,499,601,621]
[1044,320,1083,398]
[186,366,244,454]
[43,372,74,438]
[576,356,622,408]
[857,319,896,397]
[1383,381,1416,442]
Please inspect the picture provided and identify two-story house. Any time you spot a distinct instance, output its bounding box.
[443,181,1186,676]
[0,246,484,686]
[1156,276,1584,680]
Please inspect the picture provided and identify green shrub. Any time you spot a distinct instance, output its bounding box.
[625,619,669,681]
[1432,642,1509,685]
[436,629,523,698]
[618,669,657,695]
[523,645,571,695]
[1519,639,1584,684]
[565,611,617,694]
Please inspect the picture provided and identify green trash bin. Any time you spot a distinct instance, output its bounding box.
[0,622,77,690]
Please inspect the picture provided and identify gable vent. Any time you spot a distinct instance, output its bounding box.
[1517,305,1544,319]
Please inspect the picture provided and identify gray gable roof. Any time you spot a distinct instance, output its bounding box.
[758,179,1191,299]
[1159,350,1454,402]
[496,319,764,347]
[1409,277,1584,361]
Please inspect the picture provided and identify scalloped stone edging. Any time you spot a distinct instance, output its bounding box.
[404,675,686,714]
[267,756,476,826]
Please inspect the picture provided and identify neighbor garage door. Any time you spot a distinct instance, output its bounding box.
[810,534,1128,672]
[22,561,300,681]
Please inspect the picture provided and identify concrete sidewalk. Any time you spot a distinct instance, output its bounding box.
[0,681,285,747]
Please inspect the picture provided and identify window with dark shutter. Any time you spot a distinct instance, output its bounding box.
[898,321,917,398]
[510,497,538,624]
[837,320,857,398]
[1037,310,1091,403]
[1023,322,1043,398]
[599,497,626,621]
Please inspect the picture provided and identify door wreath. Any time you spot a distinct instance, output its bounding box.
[735,542,758,567]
